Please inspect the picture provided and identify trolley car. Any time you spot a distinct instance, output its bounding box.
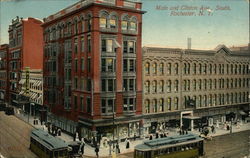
[134,134,204,158]
[30,129,69,158]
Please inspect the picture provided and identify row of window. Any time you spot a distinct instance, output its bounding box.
[145,62,250,75]
[144,92,249,114]
[44,12,138,42]
[144,78,249,94]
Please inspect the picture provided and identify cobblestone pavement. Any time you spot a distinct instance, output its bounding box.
[0,111,37,158]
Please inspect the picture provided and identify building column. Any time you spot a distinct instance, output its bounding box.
[190,119,194,131]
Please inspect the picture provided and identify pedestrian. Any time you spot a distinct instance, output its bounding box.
[179,130,182,135]
[134,133,136,141]
[156,132,159,139]
[95,146,99,158]
[116,143,120,154]
[185,130,188,135]
[81,140,85,155]
[149,134,153,140]
[211,125,215,133]
[126,138,130,149]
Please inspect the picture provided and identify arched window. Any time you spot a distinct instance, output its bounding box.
[214,64,217,74]
[226,79,229,88]
[121,15,129,30]
[193,63,197,74]
[231,64,233,74]
[152,63,157,74]
[145,62,150,75]
[145,81,150,93]
[167,97,172,111]
[130,17,137,31]
[193,79,197,90]
[153,99,157,113]
[152,80,157,93]
[231,93,234,103]
[239,65,242,74]
[209,79,212,89]
[231,79,234,88]
[87,14,92,31]
[159,63,164,75]
[174,80,179,92]
[204,95,207,107]
[199,63,202,74]
[204,79,207,90]
[80,15,85,33]
[209,94,212,106]
[209,64,212,74]
[226,64,229,74]
[159,80,164,93]
[203,64,207,74]
[145,100,150,114]
[174,97,178,110]
[219,64,221,74]
[198,95,202,107]
[73,17,79,34]
[226,93,229,104]
[184,80,187,91]
[214,79,217,89]
[109,15,117,29]
[184,63,187,74]
[239,78,242,88]
[235,93,238,103]
[193,96,197,107]
[99,12,108,28]
[174,63,178,74]
[213,94,217,105]
[235,78,237,88]
[187,80,190,91]
[167,80,171,92]
[168,63,172,74]
[198,79,202,90]
[235,65,238,74]
[187,63,190,74]
[159,98,164,112]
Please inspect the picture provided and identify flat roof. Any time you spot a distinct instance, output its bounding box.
[31,129,68,151]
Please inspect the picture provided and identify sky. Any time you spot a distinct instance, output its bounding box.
[0,0,249,50]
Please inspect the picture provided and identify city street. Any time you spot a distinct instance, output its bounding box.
[0,110,249,158]
[0,111,37,158]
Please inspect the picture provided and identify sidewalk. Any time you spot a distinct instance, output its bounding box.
[13,109,250,157]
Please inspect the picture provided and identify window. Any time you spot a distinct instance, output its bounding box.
[110,15,117,29]
[74,77,78,89]
[121,16,128,30]
[74,19,78,34]
[204,79,207,90]
[193,80,196,90]
[145,62,150,75]
[81,58,84,71]
[102,79,115,92]
[174,97,178,110]
[152,63,157,74]
[74,95,78,109]
[214,64,217,74]
[168,63,172,74]
[214,79,217,89]
[193,63,196,74]
[174,80,179,92]
[198,79,202,90]
[167,98,172,110]
[87,79,91,91]
[145,81,150,93]
[87,15,92,31]
[209,64,212,74]
[100,14,107,28]
[159,63,164,75]
[123,98,135,111]
[199,64,202,74]
[102,58,115,72]
[159,98,164,112]
[80,36,84,52]
[167,80,171,92]
[159,80,164,93]
[152,80,157,93]
[102,39,113,52]
[101,99,114,114]
[153,99,157,113]
[87,35,91,52]
[123,78,135,91]
[174,63,178,74]
[145,100,150,113]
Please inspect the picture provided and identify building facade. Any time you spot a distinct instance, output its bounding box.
[0,44,9,102]
[8,16,43,107]
[42,0,145,141]
[19,69,43,119]
[142,45,250,134]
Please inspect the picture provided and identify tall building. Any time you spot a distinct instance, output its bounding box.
[142,45,250,134]
[8,16,43,107]
[42,0,145,141]
[0,44,9,102]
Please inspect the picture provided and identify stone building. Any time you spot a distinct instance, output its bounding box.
[142,45,250,134]
[0,44,9,102]
[42,0,145,142]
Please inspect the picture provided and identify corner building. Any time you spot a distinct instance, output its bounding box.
[42,0,145,141]
[142,45,250,134]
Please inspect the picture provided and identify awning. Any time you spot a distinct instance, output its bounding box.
[114,39,121,48]
[239,110,247,115]
[19,79,25,84]
[34,80,40,86]
[19,91,24,95]
[37,81,42,87]
[182,116,201,120]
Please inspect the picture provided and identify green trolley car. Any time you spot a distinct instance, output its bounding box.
[30,129,69,158]
[134,134,204,158]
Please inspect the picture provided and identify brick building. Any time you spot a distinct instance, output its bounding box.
[0,44,9,102]
[42,0,145,141]
[8,16,43,107]
[142,45,250,134]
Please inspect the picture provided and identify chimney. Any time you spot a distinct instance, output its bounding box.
[187,37,191,49]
